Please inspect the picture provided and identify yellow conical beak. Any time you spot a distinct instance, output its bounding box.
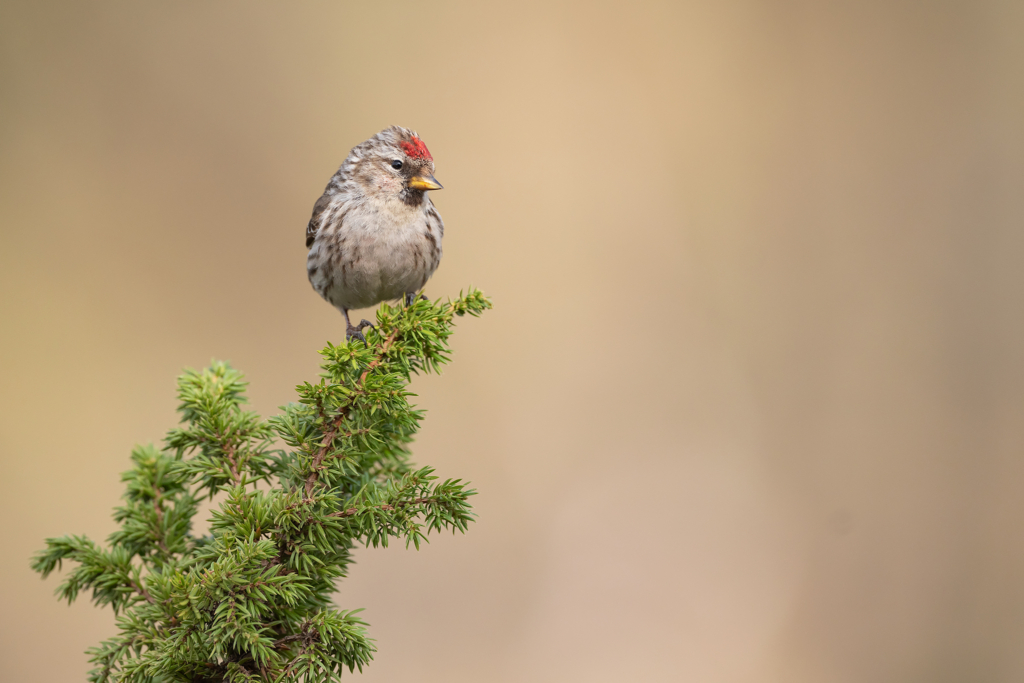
[408,174,443,191]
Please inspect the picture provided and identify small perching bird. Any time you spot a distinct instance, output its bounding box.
[306,125,444,341]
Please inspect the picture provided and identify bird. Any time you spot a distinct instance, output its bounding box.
[305,125,444,341]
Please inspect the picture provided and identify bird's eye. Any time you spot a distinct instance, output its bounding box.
[391,160,403,170]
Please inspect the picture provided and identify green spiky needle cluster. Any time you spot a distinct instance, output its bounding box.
[32,290,491,683]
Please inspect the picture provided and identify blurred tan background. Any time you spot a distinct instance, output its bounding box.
[2,1,1023,681]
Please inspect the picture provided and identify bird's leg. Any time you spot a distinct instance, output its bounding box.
[404,292,429,307]
[342,308,374,343]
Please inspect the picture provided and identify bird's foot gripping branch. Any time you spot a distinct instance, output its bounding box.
[31,288,491,683]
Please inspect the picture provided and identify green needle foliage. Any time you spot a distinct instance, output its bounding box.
[32,289,491,683]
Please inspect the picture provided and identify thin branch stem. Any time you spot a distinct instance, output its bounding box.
[151,487,172,557]
[329,496,439,518]
[272,634,305,649]
[129,576,155,604]
[358,328,399,385]
[304,328,399,498]
[221,438,243,486]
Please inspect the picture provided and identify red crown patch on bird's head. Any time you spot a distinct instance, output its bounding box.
[400,136,432,161]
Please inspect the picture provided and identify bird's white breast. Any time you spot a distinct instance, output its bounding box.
[308,196,442,311]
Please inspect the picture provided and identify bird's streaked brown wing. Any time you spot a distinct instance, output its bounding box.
[306,193,332,248]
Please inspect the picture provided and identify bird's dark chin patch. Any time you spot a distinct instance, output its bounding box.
[400,189,426,207]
